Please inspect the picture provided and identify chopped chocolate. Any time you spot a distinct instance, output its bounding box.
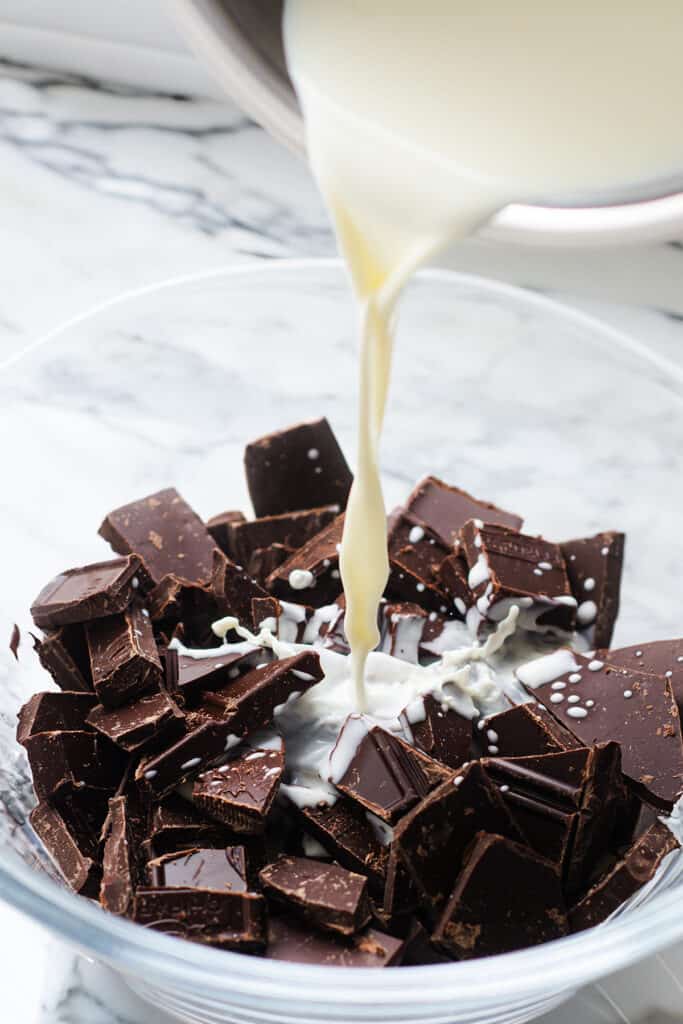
[331,718,450,823]
[24,730,124,801]
[31,555,149,630]
[245,418,352,518]
[230,506,340,567]
[380,603,427,662]
[99,487,218,585]
[476,703,578,759]
[193,747,284,832]
[267,515,344,607]
[387,547,452,617]
[570,820,679,932]
[460,520,576,632]
[393,762,524,911]
[433,833,567,958]
[484,743,631,897]
[134,887,266,951]
[169,646,261,704]
[382,846,419,918]
[87,690,185,754]
[9,623,20,660]
[137,652,321,798]
[251,596,281,633]
[260,855,371,936]
[86,604,163,707]
[30,800,101,897]
[529,653,683,808]
[265,917,404,966]
[17,691,96,746]
[207,510,246,558]
[247,543,293,584]
[562,532,624,648]
[401,476,523,547]
[100,795,137,916]
[32,625,92,692]
[144,797,233,857]
[596,639,683,718]
[211,551,271,632]
[297,800,388,896]
[402,919,452,965]
[438,552,472,618]
[148,846,249,892]
[409,694,473,769]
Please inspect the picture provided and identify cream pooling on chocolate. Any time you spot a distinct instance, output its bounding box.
[283,1,683,707]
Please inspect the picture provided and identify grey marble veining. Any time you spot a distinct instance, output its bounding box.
[0,59,683,1024]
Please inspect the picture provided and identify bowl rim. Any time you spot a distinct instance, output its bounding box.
[3,257,683,1006]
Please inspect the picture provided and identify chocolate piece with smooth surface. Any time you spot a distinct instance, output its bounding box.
[393,762,524,912]
[30,799,101,897]
[17,691,96,746]
[267,515,344,607]
[32,626,92,692]
[332,718,450,823]
[99,487,218,585]
[476,703,579,759]
[297,799,388,896]
[230,506,339,567]
[260,855,371,936]
[87,690,185,754]
[193,748,284,832]
[530,653,683,808]
[100,795,137,916]
[387,547,452,617]
[245,418,352,518]
[167,646,261,704]
[433,833,567,958]
[409,694,473,769]
[265,917,404,966]
[561,532,624,648]
[438,552,473,618]
[460,520,576,631]
[402,476,523,547]
[570,820,679,932]
[207,510,246,558]
[144,797,234,857]
[31,555,149,629]
[86,604,162,707]
[148,847,249,892]
[24,730,124,801]
[596,639,683,718]
[134,887,266,951]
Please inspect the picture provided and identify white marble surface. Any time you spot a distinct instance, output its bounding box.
[1,58,683,1024]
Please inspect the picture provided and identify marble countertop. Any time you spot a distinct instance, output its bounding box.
[1,58,683,1024]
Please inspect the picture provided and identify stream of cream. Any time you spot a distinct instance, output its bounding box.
[283,1,683,708]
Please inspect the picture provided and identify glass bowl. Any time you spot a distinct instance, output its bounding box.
[1,259,682,1024]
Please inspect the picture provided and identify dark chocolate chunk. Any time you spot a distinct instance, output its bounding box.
[86,604,163,707]
[148,846,249,892]
[393,761,524,912]
[484,743,631,897]
[265,917,404,966]
[30,799,101,897]
[211,551,271,632]
[17,691,96,746]
[561,532,624,648]
[245,418,352,518]
[229,506,340,567]
[402,919,452,965]
[24,730,124,801]
[193,747,284,832]
[382,845,419,918]
[144,796,233,857]
[433,833,567,958]
[570,820,679,932]
[379,603,427,662]
[134,887,266,951]
[32,625,92,692]
[267,515,344,607]
[99,487,218,585]
[460,520,576,632]
[438,553,472,618]
[9,623,20,660]
[529,652,683,808]
[137,652,321,798]
[296,799,388,896]
[476,703,578,759]
[247,544,293,584]
[87,690,185,754]
[100,795,137,916]
[207,510,246,558]
[409,694,473,769]
[260,855,371,936]
[596,639,683,718]
[387,548,452,617]
[169,646,261,704]
[251,596,281,633]
[31,555,148,630]
[331,717,450,823]
[401,476,522,547]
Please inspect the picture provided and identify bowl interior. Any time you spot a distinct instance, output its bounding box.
[1,260,683,1022]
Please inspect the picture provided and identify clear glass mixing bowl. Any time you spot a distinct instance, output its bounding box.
[1,260,682,1024]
